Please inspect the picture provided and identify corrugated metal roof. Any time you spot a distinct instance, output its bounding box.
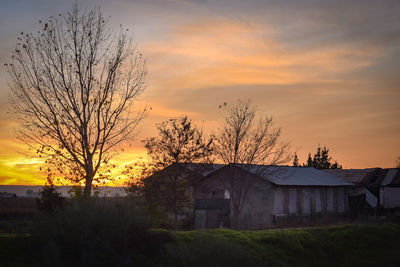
[183,163,225,176]
[322,169,376,184]
[382,169,398,186]
[365,190,378,207]
[389,169,400,185]
[235,165,353,186]
[323,168,400,186]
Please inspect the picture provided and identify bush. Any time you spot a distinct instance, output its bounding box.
[36,184,64,215]
[31,198,172,266]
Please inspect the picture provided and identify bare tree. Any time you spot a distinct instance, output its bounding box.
[6,4,146,197]
[215,99,290,228]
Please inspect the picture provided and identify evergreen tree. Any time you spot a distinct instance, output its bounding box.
[331,161,342,169]
[304,153,313,167]
[301,145,342,169]
[312,146,322,168]
[320,146,331,169]
[293,153,299,167]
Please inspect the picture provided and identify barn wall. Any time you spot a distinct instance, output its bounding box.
[194,166,350,230]
[315,189,322,213]
[338,188,345,212]
[274,188,284,214]
[194,167,275,230]
[272,186,349,226]
[327,188,334,212]
[382,187,400,208]
[288,188,297,214]
[194,210,206,229]
[303,189,311,215]
[238,179,274,229]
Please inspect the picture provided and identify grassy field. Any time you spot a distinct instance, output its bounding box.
[164,224,400,266]
[0,198,37,218]
[1,223,399,266]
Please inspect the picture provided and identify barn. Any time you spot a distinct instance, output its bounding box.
[193,164,353,230]
[324,168,400,217]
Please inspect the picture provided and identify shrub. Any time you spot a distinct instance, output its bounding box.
[36,183,64,215]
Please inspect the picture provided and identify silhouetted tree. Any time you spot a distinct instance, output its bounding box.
[396,156,400,168]
[36,179,64,215]
[215,99,290,228]
[6,4,146,197]
[305,153,313,167]
[293,153,299,167]
[131,116,214,227]
[302,145,342,169]
[143,116,214,171]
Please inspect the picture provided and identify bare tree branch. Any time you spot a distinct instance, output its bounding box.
[7,4,146,197]
[215,99,291,228]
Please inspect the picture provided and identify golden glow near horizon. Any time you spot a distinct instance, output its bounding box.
[1,0,400,185]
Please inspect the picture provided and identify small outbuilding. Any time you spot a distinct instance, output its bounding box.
[0,192,17,198]
[324,168,400,217]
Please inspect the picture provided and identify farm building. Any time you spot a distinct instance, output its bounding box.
[140,163,225,226]
[0,192,17,198]
[144,163,355,229]
[193,164,354,229]
[324,168,400,217]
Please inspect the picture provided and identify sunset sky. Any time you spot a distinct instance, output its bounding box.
[0,0,399,185]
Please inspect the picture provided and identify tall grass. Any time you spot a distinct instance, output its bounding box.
[1,198,400,267]
[0,198,37,218]
[164,224,400,267]
[31,198,172,266]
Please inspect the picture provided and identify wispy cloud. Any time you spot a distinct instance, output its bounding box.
[0,0,399,185]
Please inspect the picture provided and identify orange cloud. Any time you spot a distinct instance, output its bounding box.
[1,9,399,186]
[144,18,382,92]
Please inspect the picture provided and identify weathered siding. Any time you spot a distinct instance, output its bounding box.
[338,188,345,212]
[327,188,334,212]
[273,187,348,216]
[194,168,275,230]
[315,189,322,213]
[238,179,274,229]
[303,189,311,215]
[381,187,400,208]
[194,210,206,229]
[273,188,284,214]
[288,188,297,214]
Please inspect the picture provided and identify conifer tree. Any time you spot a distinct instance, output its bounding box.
[304,153,313,167]
[313,146,322,168]
[320,146,331,169]
[293,153,299,167]
[301,146,342,169]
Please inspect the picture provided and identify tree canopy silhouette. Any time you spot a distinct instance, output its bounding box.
[302,145,342,169]
[142,116,214,171]
[127,116,214,228]
[6,4,146,197]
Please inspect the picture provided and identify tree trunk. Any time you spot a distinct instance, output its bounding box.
[84,177,92,198]
[231,209,240,230]
[83,160,94,198]
[174,211,179,230]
